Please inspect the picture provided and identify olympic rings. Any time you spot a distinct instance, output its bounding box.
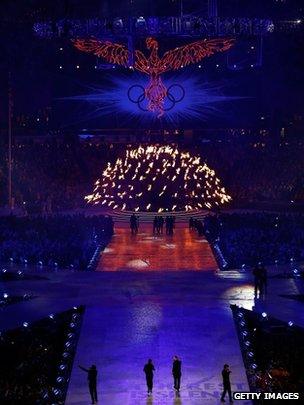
[127,83,185,113]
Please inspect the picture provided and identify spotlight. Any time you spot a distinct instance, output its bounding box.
[113,18,123,30]
[60,364,67,370]
[23,322,29,328]
[216,64,219,67]
[56,376,64,384]
[245,340,250,347]
[49,314,55,320]
[198,65,202,68]
[136,16,146,29]
[76,65,80,69]
[2,269,7,273]
[288,321,294,327]
[248,351,254,358]
[59,65,63,69]
[53,388,61,397]
[3,293,8,299]
[251,363,257,370]
[17,270,23,276]
[261,312,267,318]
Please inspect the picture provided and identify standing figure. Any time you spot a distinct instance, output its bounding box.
[79,364,98,404]
[159,216,164,234]
[220,364,233,403]
[261,264,268,296]
[153,216,158,234]
[130,213,138,235]
[172,355,182,392]
[253,264,262,298]
[143,359,155,396]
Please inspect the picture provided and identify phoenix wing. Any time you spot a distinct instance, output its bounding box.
[72,38,130,67]
[134,50,150,74]
[161,38,235,72]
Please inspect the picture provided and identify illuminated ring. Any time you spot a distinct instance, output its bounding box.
[127,84,149,111]
[128,85,146,104]
[166,84,185,103]
[163,84,185,111]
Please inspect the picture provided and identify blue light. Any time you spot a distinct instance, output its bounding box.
[57,72,245,126]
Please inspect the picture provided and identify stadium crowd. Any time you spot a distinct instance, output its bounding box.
[0,307,83,404]
[204,212,304,268]
[0,214,113,269]
[0,137,304,212]
[233,306,304,395]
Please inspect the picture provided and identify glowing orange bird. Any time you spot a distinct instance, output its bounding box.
[72,37,234,117]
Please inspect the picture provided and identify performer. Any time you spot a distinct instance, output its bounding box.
[79,364,98,404]
[172,355,182,392]
[143,359,155,395]
[220,364,233,403]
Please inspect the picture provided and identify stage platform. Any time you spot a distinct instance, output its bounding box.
[1,231,303,404]
[97,225,218,271]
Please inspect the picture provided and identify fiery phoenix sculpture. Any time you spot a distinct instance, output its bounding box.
[72,37,234,117]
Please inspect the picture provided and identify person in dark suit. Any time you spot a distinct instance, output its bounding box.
[261,264,268,295]
[79,364,98,404]
[143,359,155,395]
[253,264,262,298]
[220,364,233,403]
[172,355,182,392]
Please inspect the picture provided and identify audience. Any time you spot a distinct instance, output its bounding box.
[204,213,304,268]
[1,137,304,212]
[0,214,113,269]
[233,306,304,394]
[0,307,84,404]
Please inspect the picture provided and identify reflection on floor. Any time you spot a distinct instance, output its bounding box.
[97,226,218,271]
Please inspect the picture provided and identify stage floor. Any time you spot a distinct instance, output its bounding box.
[97,226,218,271]
[1,230,303,404]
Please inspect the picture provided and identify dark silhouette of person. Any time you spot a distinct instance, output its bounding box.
[172,355,182,391]
[130,213,138,235]
[220,364,233,403]
[143,359,155,395]
[189,217,194,229]
[261,264,268,295]
[153,216,158,234]
[253,264,262,298]
[79,364,98,404]
[159,216,164,234]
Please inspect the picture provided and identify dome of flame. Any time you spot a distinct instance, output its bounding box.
[85,144,231,212]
